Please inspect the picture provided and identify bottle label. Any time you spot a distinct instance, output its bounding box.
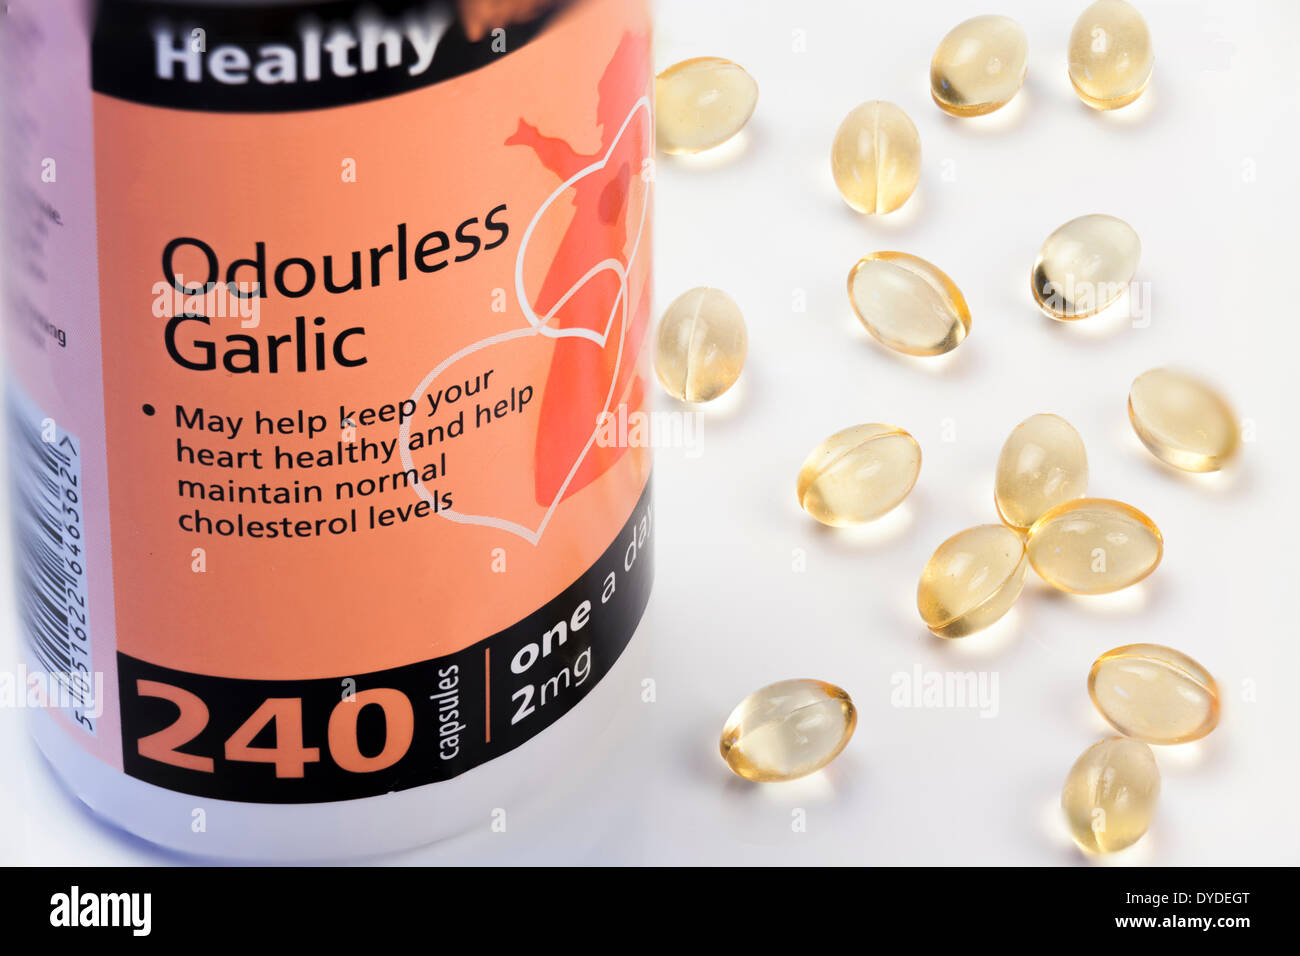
[3,0,654,802]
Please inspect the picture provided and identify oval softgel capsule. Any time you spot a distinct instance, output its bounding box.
[720,679,857,782]
[931,15,1028,117]
[917,524,1028,638]
[796,424,921,526]
[654,287,748,403]
[848,252,971,357]
[1068,0,1154,110]
[1026,498,1162,594]
[1061,737,1160,853]
[1032,214,1140,320]
[1089,644,1220,744]
[994,413,1089,531]
[1128,368,1240,473]
[655,57,758,154]
[831,101,922,215]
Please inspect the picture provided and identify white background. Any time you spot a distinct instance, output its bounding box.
[2,0,1299,865]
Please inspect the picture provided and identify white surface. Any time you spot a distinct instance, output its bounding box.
[3,0,1299,865]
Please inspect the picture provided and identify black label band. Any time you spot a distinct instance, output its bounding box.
[117,479,652,803]
[91,0,566,113]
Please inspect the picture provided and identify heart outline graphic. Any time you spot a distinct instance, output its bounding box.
[398,95,652,546]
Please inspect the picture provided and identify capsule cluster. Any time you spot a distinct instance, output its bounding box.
[648,3,1193,386]
[929,3,1153,116]
[652,7,1244,838]
[1063,644,1220,854]
[917,414,1162,639]
[652,9,1163,379]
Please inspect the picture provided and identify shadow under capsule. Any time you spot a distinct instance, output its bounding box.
[828,179,931,235]
[1152,734,1228,774]
[842,315,981,380]
[1120,424,1252,495]
[926,605,1025,658]
[1026,575,1159,617]
[936,80,1034,135]
[807,499,917,550]
[1074,80,1160,126]
[659,367,751,425]
[1032,281,1142,342]
[660,124,759,172]
[718,748,859,803]
[1079,830,1158,867]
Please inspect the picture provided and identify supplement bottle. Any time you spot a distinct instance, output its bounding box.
[1,0,654,858]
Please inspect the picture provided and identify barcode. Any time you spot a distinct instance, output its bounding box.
[7,386,96,734]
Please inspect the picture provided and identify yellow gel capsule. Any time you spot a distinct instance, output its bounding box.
[796,424,921,526]
[847,252,971,357]
[1089,644,1220,745]
[1128,368,1240,473]
[655,57,759,155]
[720,679,857,782]
[1061,737,1159,853]
[1068,0,1154,110]
[654,287,748,403]
[930,15,1028,117]
[994,413,1089,532]
[917,525,1028,638]
[1031,214,1140,320]
[830,101,921,215]
[1027,498,1161,594]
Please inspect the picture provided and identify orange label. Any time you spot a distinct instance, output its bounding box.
[78,0,653,801]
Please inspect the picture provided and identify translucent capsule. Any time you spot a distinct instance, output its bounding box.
[1031,214,1140,320]
[1061,737,1160,853]
[1026,498,1162,594]
[994,413,1089,532]
[917,525,1027,638]
[1128,368,1240,473]
[654,287,748,403]
[1089,644,1220,745]
[847,252,971,357]
[655,57,759,155]
[930,15,1028,117]
[1068,0,1154,111]
[830,101,921,215]
[796,424,921,526]
[720,679,857,782]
